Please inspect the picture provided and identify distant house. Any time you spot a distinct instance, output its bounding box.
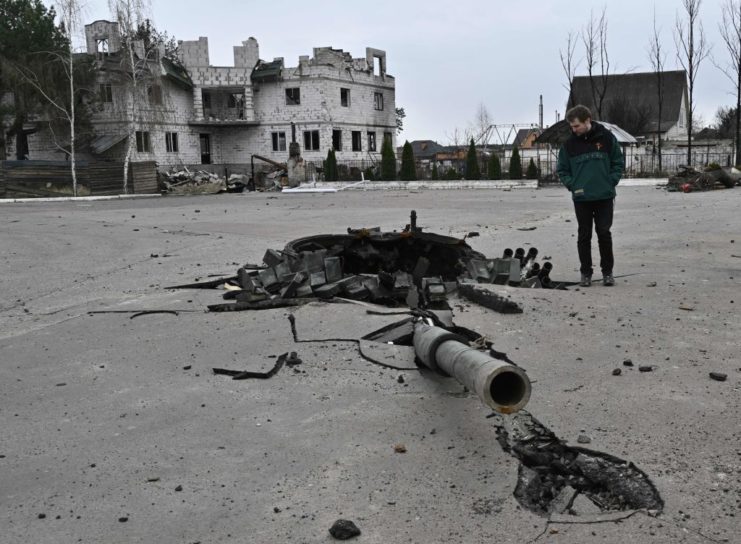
[406,140,448,161]
[568,70,689,143]
[512,128,542,149]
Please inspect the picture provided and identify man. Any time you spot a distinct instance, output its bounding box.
[557,105,624,287]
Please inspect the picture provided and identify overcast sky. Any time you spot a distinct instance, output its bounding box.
[58,0,731,143]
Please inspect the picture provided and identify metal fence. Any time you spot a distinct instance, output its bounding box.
[174,148,736,186]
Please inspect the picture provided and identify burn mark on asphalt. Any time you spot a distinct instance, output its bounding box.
[493,411,664,516]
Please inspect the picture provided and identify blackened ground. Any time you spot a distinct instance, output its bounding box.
[493,411,664,516]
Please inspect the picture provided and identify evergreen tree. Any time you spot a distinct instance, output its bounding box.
[444,167,459,180]
[464,138,480,180]
[431,162,439,180]
[526,158,539,179]
[0,0,71,160]
[400,140,417,181]
[324,148,338,181]
[380,136,397,181]
[508,146,523,179]
[487,153,502,180]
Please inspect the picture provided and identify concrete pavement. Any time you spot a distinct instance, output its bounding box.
[0,186,738,543]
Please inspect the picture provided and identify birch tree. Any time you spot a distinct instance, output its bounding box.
[108,0,149,193]
[675,0,710,165]
[648,9,667,173]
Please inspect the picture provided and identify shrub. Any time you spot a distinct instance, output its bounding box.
[400,141,417,181]
[443,167,459,180]
[431,162,439,180]
[526,158,539,179]
[363,167,376,181]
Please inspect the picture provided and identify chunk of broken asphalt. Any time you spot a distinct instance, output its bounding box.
[639,365,653,372]
[612,368,622,376]
[329,519,361,540]
[577,434,591,444]
[623,359,634,367]
[709,372,727,382]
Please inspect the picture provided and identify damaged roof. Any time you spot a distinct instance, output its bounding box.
[251,59,283,82]
[161,57,193,89]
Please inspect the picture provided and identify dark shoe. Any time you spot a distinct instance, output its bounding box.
[603,274,615,286]
[580,274,592,287]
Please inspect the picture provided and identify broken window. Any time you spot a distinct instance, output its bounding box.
[340,88,350,107]
[99,83,113,103]
[332,130,342,151]
[96,38,109,59]
[352,131,362,152]
[286,88,301,106]
[303,130,320,151]
[165,132,178,153]
[272,131,287,152]
[202,92,212,110]
[367,131,377,152]
[148,85,163,105]
[374,92,384,111]
[383,132,393,146]
[227,93,244,108]
[135,131,151,153]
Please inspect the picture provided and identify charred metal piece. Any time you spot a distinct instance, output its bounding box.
[213,352,287,380]
[457,284,523,314]
[413,322,531,414]
[166,276,238,289]
[177,212,562,313]
[129,310,179,319]
[494,411,664,516]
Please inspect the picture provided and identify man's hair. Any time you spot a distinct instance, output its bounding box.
[565,105,592,123]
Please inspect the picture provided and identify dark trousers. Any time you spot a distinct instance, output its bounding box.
[573,199,614,277]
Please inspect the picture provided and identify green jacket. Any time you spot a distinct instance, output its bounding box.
[557,122,624,201]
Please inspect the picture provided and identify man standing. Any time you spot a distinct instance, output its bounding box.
[557,105,624,287]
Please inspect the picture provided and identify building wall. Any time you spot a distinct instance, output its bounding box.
[24,26,397,170]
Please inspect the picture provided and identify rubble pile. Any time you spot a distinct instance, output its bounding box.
[667,165,739,193]
[186,211,560,313]
[160,168,248,194]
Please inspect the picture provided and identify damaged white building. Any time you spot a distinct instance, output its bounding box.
[28,20,397,170]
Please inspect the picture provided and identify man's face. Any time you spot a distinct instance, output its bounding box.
[569,118,592,136]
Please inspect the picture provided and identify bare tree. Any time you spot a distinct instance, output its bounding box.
[10,0,90,195]
[445,126,472,150]
[648,8,667,173]
[470,103,493,150]
[560,31,580,105]
[675,0,711,165]
[717,0,741,164]
[582,7,610,118]
[108,0,150,193]
[57,0,80,195]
